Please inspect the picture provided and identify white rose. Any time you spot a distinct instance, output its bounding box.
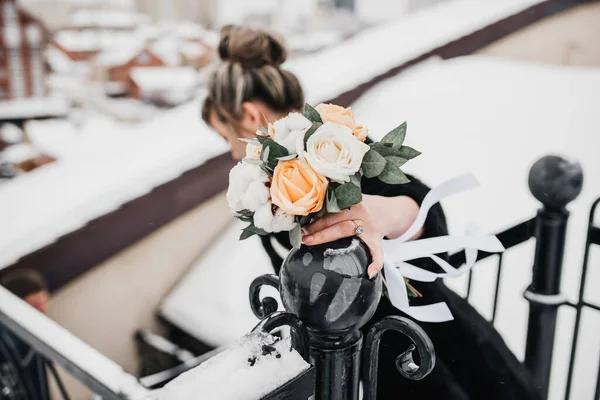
[273,113,311,155]
[253,202,296,233]
[303,122,370,183]
[227,162,270,212]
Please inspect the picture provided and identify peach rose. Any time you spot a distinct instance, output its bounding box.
[315,103,368,141]
[271,159,328,216]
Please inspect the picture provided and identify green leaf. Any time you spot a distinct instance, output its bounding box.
[385,156,408,169]
[262,140,289,169]
[315,206,326,219]
[277,154,297,161]
[261,145,270,162]
[238,215,253,223]
[242,158,263,166]
[289,223,302,249]
[239,138,260,146]
[349,172,362,188]
[397,145,421,160]
[303,103,323,124]
[237,209,254,217]
[303,122,322,149]
[380,122,407,149]
[240,223,268,240]
[378,161,410,185]
[361,149,386,178]
[369,143,403,157]
[326,189,341,213]
[256,134,269,144]
[334,183,362,210]
[298,214,313,226]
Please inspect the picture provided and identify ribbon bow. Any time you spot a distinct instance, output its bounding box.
[382,174,505,322]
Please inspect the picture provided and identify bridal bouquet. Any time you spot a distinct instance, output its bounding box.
[226,103,420,248]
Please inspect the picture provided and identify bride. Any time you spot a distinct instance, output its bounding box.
[201,24,542,400]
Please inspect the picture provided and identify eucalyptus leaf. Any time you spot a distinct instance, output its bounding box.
[261,146,270,162]
[256,134,269,144]
[262,140,289,169]
[315,206,326,219]
[298,214,313,226]
[385,156,408,169]
[326,190,341,213]
[369,143,403,158]
[243,158,263,166]
[335,183,362,210]
[361,149,386,178]
[238,215,253,223]
[378,161,410,185]
[303,103,323,124]
[237,209,254,217]
[381,122,407,149]
[240,223,268,240]
[349,172,362,188]
[397,145,421,160]
[239,138,260,146]
[289,223,303,249]
[303,122,322,149]
[277,154,297,161]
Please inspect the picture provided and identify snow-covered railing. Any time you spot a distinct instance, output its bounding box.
[0,286,149,399]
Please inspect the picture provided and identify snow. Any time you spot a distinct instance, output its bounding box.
[45,46,75,74]
[0,97,69,119]
[160,220,280,347]
[0,143,41,164]
[286,0,546,104]
[0,285,149,398]
[130,67,199,92]
[69,9,148,29]
[150,37,183,66]
[0,97,229,270]
[147,332,309,400]
[0,123,24,144]
[181,42,208,59]
[350,55,600,400]
[54,30,141,52]
[96,45,146,67]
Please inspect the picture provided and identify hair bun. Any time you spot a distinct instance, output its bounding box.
[218,25,287,68]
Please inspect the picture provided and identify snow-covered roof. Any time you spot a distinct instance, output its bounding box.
[95,44,147,67]
[0,97,229,270]
[287,0,546,104]
[0,123,24,144]
[54,30,139,52]
[130,67,198,92]
[0,97,69,120]
[181,42,209,59]
[45,45,75,73]
[149,37,183,66]
[0,143,42,164]
[69,9,148,29]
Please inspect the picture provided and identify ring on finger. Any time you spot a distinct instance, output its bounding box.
[353,220,364,236]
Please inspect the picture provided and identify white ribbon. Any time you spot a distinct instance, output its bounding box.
[382,174,505,323]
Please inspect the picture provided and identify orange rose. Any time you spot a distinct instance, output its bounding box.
[315,103,368,142]
[271,159,328,216]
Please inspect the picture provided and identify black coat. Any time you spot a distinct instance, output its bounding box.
[260,174,543,400]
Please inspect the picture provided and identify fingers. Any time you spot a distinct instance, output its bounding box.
[302,208,357,236]
[366,239,384,279]
[303,220,358,246]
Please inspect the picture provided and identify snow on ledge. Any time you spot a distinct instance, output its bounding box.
[287,0,546,104]
[0,286,149,398]
[0,97,69,120]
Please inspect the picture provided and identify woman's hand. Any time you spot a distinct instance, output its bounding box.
[301,195,422,279]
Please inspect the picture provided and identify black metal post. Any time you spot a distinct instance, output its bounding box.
[524,156,583,397]
[310,331,362,400]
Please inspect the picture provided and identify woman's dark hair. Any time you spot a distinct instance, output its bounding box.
[202,25,304,125]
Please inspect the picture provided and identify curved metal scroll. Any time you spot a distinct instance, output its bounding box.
[363,316,435,400]
[249,274,280,319]
[253,312,311,363]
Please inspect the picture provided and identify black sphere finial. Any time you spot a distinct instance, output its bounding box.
[528,155,583,210]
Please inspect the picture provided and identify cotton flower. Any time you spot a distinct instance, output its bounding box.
[253,202,296,233]
[227,162,270,212]
[303,122,370,183]
[272,113,311,154]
